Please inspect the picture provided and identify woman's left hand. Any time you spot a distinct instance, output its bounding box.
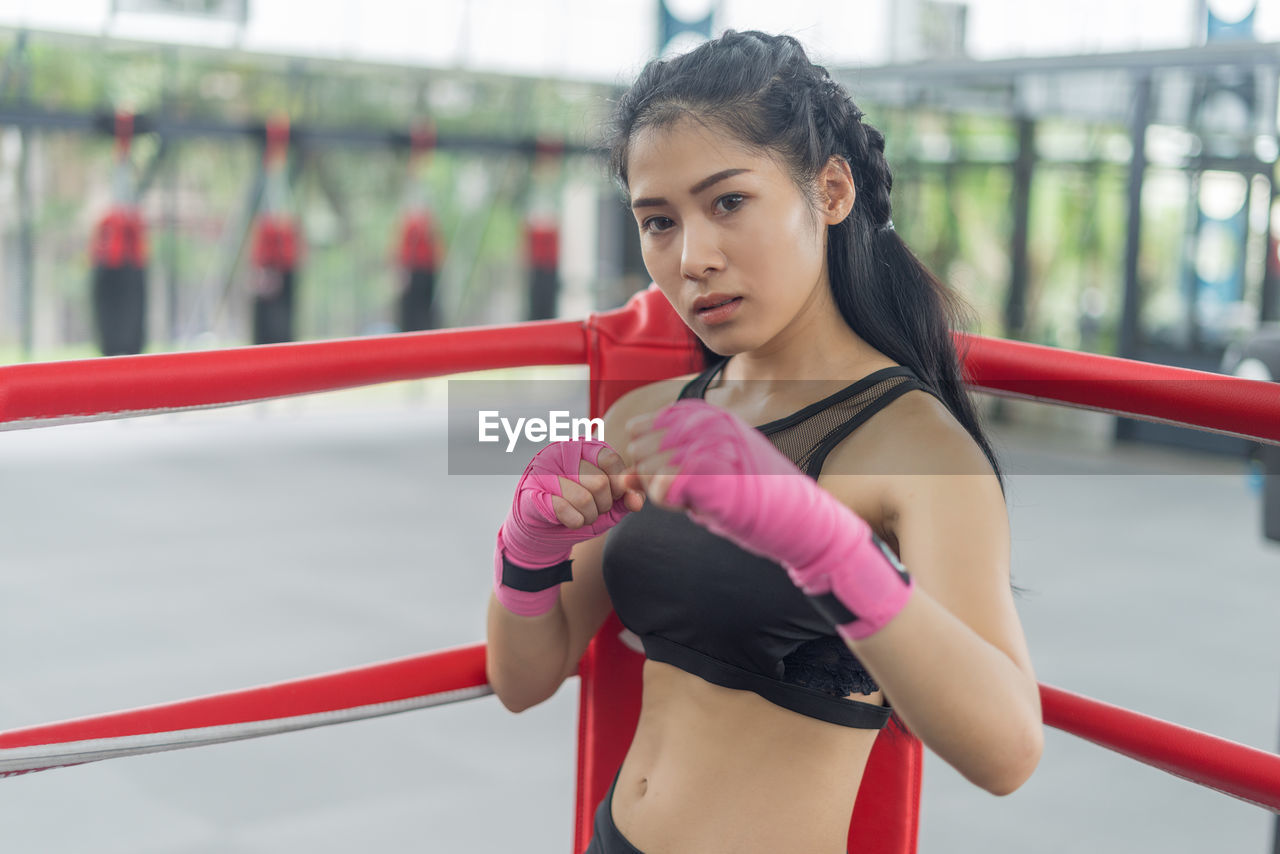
[623,399,914,641]
[620,409,680,510]
[623,400,812,555]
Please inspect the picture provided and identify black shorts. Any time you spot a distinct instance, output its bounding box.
[582,773,853,854]
[582,769,644,854]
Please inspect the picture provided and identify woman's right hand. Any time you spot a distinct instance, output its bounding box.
[494,439,643,616]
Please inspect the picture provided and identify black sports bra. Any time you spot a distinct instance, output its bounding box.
[601,358,937,729]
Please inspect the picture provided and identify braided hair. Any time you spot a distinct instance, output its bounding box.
[607,30,1005,492]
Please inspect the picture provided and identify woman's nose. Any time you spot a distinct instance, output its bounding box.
[680,222,725,281]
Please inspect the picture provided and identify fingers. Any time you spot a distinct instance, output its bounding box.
[623,434,682,510]
[551,446,643,529]
[551,476,601,529]
[621,462,681,509]
[592,447,638,506]
[624,411,668,472]
[625,412,656,439]
[622,488,646,513]
[625,427,666,468]
[625,413,673,472]
[622,410,686,509]
[639,467,684,509]
[548,491,588,529]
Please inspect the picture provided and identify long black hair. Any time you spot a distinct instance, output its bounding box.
[607,30,1005,493]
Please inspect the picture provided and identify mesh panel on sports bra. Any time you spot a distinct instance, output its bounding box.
[762,374,915,478]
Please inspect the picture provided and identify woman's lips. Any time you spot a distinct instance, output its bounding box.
[694,296,742,325]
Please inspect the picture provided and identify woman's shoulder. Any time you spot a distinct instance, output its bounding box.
[831,380,992,478]
[818,383,998,543]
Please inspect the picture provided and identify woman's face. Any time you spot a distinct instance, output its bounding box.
[625,118,843,356]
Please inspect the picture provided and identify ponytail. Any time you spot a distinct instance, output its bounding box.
[831,223,1006,494]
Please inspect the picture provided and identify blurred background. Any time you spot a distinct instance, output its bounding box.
[2,1,1280,852]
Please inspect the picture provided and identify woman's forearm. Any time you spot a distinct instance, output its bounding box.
[851,588,1043,796]
[485,593,572,713]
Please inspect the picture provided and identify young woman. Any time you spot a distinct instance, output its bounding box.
[486,30,1042,854]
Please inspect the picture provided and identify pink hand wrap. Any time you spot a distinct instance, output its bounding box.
[494,439,629,617]
[656,399,914,640]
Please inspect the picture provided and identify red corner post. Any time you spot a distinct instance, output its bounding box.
[573,285,923,853]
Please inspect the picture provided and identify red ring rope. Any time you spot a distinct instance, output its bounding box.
[2,325,1275,446]
[960,334,1280,445]
[0,644,487,778]
[0,320,586,429]
[1041,684,1280,812]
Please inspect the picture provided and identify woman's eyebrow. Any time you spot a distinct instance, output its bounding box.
[631,168,753,209]
[690,167,751,195]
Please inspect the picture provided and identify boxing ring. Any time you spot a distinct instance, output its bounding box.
[2,285,1279,852]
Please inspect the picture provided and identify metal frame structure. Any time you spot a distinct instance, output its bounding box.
[836,40,1280,352]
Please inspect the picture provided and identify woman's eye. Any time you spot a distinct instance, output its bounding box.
[715,193,745,213]
[641,216,675,234]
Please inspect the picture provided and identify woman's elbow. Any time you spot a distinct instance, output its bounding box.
[489,679,547,714]
[485,661,563,714]
[494,689,541,714]
[979,720,1044,797]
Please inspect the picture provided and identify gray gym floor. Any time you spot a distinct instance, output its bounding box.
[2,374,1277,853]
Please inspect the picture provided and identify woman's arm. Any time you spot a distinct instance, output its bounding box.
[813,389,1041,794]
[486,533,615,712]
[485,378,684,713]
[843,464,1041,795]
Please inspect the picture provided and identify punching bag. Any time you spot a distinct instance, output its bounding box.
[525,218,559,321]
[249,214,299,345]
[91,112,148,356]
[525,139,562,322]
[396,123,442,331]
[397,210,441,331]
[249,117,302,345]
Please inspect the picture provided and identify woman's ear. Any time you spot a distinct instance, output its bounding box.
[818,156,856,225]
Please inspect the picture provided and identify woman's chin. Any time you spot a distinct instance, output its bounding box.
[696,336,729,357]
[692,328,753,357]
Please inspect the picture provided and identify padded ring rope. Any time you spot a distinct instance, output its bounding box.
[0,644,488,778]
[961,334,1280,445]
[1041,684,1280,813]
[0,320,586,429]
[2,327,1276,447]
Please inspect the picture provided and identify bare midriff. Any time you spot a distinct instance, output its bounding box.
[610,658,882,854]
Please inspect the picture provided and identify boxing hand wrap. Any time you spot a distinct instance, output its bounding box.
[494,439,629,617]
[656,400,914,640]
